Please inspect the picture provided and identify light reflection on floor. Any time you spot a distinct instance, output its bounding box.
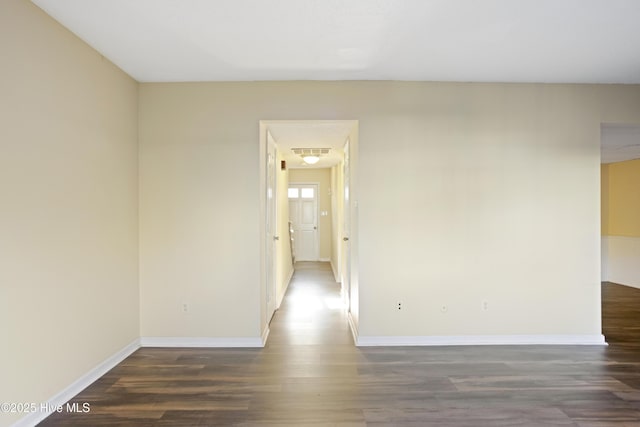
[268,262,353,347]
[286,294,346,312]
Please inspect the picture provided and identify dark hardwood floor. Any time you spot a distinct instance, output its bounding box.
[602,281,640,347]
[39,269,640,426]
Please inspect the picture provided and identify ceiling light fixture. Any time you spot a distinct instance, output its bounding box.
[292,148,330,166]
[302,155,320,164]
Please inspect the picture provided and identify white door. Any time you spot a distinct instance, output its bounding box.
[266,135,277,322]
[342,139,351,311]
[288,183,319,261]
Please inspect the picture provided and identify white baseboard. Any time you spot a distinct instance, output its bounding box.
[13,339,140,427]
[140,336,264,348]
[604,235,640,289]
[318,258,330,262]
[261,326,270,346]
[355,334,607,347]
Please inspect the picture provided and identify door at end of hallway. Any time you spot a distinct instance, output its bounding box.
[288,183,319,262]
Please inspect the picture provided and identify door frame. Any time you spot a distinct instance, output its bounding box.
[265,132,278,324]
[342,138,351,313]
[259,119,359,346]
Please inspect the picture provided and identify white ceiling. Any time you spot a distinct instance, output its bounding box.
[32,0,640,84]
[266,121,356,169]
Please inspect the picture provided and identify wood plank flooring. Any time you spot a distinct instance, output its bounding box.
[39,268,640,426]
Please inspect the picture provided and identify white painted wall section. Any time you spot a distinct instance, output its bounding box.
[605,236,640,289]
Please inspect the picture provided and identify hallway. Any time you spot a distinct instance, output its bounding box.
[250,261,363,424]
[40,265,640,426]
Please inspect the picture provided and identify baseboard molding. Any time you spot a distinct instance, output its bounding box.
[604,235,640,289]
[355,334,607,347]
[140,336,264,348]
[319,257,331,262]
[13,338,140,427]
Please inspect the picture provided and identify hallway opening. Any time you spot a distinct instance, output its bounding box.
[259,120,359,346]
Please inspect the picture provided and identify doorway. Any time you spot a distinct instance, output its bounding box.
[259,119,359,345]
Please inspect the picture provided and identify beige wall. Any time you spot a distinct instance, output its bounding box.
[289,168,333,262]
[0,1,139,425]
[139,84,262,338]
[358,84,604,337]
[139,81,640,342]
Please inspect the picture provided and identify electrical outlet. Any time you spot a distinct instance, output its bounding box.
[397,302,402,311]
[482,300,489,311]
[441,305,448,313]
[182,303,189,313]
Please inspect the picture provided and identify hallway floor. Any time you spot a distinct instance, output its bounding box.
[40,265,640,426]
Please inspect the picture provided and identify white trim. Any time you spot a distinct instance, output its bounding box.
[319,257,330,262]
[139,336,264,348]
[348,312,359,345]
[355,334,607,347]
[265,130,278,331]
[261,326,270,346]
[13,339,140,427]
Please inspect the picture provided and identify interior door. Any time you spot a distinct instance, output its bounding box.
[266,135,277,322]
[288,183,319,261]
[342,139,351,311]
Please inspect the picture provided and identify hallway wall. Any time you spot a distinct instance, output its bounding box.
[331,164,345,283]
[139,81,640,344]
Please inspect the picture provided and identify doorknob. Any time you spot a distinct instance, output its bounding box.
[274,236,280,241]
[343,237,349,241]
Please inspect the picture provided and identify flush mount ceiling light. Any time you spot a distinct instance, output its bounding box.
[292,148,330,165]
[303,155,320,164]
